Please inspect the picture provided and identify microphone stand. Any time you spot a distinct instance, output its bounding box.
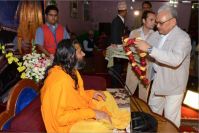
[108,68,158,132]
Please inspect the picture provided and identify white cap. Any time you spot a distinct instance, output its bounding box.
[118,1,127,10]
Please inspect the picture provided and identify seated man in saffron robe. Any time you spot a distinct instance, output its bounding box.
[40,39,130,133]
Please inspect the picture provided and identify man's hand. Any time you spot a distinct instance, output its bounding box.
[134,39,151,52]
[93,91,106,101]
[36,45,51,57]
[122,38,129,46]
[94,110,112,123]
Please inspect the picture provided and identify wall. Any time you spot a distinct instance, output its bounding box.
[0,1,19,27]
[149,1,192,31]
[57,1,92,35]
[57,0,191,35]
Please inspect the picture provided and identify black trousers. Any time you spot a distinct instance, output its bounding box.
[110,58,123,88]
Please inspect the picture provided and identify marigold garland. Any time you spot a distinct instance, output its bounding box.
[123,38,149,86]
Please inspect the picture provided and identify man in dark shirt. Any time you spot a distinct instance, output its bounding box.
[110,1,128,87]
[111,1,127,46]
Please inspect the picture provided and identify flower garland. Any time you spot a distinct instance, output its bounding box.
[123,38,149,86]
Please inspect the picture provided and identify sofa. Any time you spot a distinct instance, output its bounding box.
[0,75,106,132]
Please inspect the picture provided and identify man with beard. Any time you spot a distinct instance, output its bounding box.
[40,39,130,132]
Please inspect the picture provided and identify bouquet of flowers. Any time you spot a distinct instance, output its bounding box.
[21,45,52,82]
[0,42,52,83]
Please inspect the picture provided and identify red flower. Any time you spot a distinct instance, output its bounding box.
[123,38,149,86]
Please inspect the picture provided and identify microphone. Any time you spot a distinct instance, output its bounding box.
[108,68,158,132]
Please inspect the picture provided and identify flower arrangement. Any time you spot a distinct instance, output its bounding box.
[123,38,149,86]
[22,45,52,82]
[0,42,52,83]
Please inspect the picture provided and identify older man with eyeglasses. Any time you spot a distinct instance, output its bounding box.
[134,5,191,127]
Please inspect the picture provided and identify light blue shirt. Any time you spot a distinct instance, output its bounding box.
[35,23,70,46]
[152,34,170,72]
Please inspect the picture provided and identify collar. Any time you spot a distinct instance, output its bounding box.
[160,25,177,40]
[137,26,154,40]
[118,15,124,23]
[46,23,58,29]
[138,26,153,35]
[160,33,169,41]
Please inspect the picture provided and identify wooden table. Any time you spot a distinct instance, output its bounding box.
[131,96,179,132]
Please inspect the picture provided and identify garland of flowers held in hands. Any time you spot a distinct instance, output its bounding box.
[123,38,149,86]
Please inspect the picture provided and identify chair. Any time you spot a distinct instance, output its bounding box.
[0,79,42,131]
[0,75,107,132]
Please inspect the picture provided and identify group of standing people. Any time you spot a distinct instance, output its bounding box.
[110,1,191,128]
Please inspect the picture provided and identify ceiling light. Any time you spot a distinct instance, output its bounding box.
[133,10,140,16]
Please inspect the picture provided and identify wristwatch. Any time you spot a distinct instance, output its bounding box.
[147,47,153,54]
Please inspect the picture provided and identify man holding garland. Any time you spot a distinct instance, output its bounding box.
[134,5,191,127]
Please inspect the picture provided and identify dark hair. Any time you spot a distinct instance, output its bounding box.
[118,10,127,14]
[72,39,80,46]
[141,10,155,20]
[45,5,59,15]
[142,1,152,9]
[45,39,78,89]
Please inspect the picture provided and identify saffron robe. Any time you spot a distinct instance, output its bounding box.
[41,66,130,133]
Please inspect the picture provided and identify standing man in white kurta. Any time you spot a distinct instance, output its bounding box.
[134,5,191,127]
[126,10,156,102]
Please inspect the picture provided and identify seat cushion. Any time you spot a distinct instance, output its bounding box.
[15,88,38,115]
[9,96,46,132]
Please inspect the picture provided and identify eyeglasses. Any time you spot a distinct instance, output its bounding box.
[155,17,174,26]
[47,14,58,17]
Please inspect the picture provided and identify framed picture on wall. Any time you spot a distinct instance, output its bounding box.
[83,2,89,21]
[70,0,78,18]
